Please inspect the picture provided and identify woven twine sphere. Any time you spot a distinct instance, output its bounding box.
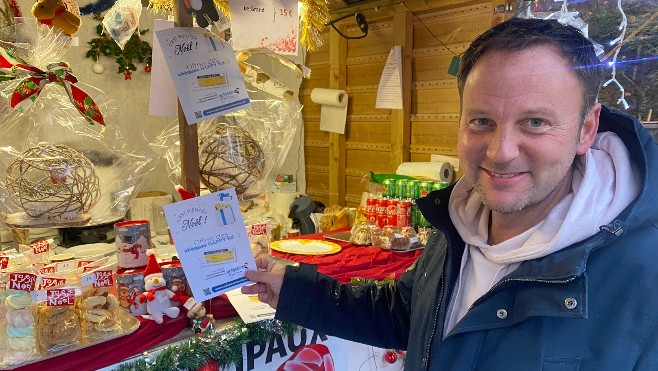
[199,124,265,196]
[6,143,100,219]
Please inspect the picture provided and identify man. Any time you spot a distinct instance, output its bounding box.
[243,17,658,369]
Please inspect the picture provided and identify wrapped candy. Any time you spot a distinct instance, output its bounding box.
[102,0,142,50]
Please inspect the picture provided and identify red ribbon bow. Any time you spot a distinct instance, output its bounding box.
[0,46,105,125]
[139,286,167,303]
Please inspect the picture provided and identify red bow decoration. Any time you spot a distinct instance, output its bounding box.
[0,46,105,125]
[139,286,167,303]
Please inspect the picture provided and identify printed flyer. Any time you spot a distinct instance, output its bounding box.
[155,27,251,125]
[163,189,256,301]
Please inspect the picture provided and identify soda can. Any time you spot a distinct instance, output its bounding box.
[382,178,396,199]
[366,197,377,222]
[406,179,420,200]
[397,200,411,227]
[376,198,388,227]
[418,181,432,198]
[395,179,409,200]
[417,207,431,228]
[432,181,448,191]
[386,199,398,226]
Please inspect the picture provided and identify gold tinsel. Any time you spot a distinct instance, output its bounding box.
[299,0,329,52]
[146,0,328,52]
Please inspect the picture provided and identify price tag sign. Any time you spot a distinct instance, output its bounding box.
[46,288,75,306]
[93,270,114,288]
[81,272,96,287]
[229,0,299,55]
[9,273,37,291]
[38,276,66,290]
[0,255,10,269]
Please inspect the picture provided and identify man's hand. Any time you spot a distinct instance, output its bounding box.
[242,256,286,309]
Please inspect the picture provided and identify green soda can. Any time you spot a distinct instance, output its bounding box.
[431,181,447,192]
[382,178,395,198]
[406,179,420,201]
[418,180,432,198]
[416,207,431,228]
[396,179,409,200]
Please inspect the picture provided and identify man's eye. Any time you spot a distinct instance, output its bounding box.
[471,118,490,126]
[528,118,545,128]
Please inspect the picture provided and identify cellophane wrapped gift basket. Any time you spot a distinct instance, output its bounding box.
[0,19,156,229]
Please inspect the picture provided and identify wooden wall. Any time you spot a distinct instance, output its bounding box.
[302,0,496,207]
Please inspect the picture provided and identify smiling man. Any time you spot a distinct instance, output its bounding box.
[243,17,658,370]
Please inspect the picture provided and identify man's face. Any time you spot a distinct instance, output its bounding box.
[458,45,598,215]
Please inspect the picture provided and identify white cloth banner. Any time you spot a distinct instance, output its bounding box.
[234,328,405,371]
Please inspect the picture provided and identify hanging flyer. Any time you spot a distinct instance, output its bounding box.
[229,0,299,55]
[163,189,256,301]
[155,27,251,125]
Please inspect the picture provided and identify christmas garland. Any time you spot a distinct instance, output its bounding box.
[117,319,297,371]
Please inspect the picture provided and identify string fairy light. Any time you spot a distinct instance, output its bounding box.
[601,0,629,109]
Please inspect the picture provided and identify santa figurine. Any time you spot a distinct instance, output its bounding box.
[139,249,180,324]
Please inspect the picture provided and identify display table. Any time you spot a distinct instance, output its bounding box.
[17,230,422,370]
[271,228,424,283]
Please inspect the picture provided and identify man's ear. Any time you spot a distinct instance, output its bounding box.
[576,103,601,155]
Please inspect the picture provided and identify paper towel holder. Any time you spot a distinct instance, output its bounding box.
[288,195,316,235]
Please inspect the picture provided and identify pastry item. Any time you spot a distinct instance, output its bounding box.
[37,304,81,351]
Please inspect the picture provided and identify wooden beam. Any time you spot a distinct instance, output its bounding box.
[390,10,413,168]
[173,1,200,195]
[328,26,347,206]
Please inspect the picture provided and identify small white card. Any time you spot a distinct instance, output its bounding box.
[163,189,256,302]
[229,0,299,55]
[226,287,276,323]
[155,27,251,125]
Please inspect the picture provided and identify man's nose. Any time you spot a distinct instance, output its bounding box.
[486,126,519,163]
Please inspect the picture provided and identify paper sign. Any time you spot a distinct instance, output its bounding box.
[229,0,299,55]
[163,189,256,301]
[376,46,403,110]
[155,27,251,124]
[149,19,178,117]
[226,287,275,324]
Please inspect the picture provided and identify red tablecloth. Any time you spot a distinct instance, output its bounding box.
[271,229,423,283]
[19,230,421,370]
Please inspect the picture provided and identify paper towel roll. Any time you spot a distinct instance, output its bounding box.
[311,88,348,134]
[396,162,454,183]
[269,192,300,216]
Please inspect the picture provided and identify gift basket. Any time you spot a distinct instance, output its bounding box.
[0,19,157,229]
[157,96,301,200]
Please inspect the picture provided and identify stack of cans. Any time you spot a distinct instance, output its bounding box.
[365,178,448,229]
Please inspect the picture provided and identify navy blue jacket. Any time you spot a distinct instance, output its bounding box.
[276,107,658,370]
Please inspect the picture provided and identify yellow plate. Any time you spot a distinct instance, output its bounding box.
[270,239,342,255]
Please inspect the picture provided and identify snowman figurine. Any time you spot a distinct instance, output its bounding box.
[139,249,180,324]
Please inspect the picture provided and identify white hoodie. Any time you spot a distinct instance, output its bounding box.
[443,132,641,337]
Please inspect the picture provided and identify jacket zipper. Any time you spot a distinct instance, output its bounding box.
[424,279,444,370]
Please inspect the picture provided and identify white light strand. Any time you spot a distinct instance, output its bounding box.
[602,0,629,109]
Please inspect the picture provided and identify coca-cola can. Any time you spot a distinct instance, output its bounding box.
[366,197,377,222]
[386,199,398,227]
[397,200,411,227]
[375,198,388,227]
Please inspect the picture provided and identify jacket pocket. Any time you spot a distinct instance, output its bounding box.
[543,357,580,371]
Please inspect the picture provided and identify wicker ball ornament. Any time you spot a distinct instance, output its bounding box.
[199,124,265,196]
[5,143,100,225]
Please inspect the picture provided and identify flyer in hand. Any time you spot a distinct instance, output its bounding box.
[163,189,256,301]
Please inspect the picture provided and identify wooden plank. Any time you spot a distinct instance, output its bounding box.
[390,10,413,167]
[306,170,331,192]
[413,88,461,114]
[346,20,395,58]
[173,0,198,195]
[346,149,396,175]
[412,5,492,49]
[305,146,330,168]
[346,121,393,143]
[328,26,347,206]
[411,121,460,148]
[347,62,387,86]
[413,53,464,81]
[347,92,380,116]
[304,121,329,143]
